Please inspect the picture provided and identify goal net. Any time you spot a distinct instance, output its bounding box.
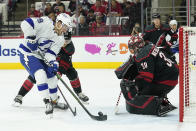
[179,27,196,122]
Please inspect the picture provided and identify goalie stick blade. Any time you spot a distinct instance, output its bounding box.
[90,114,107,121]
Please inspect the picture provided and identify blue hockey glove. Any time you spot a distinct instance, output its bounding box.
[48,60,59,74]
[171,42,179,54]
[26,39,38,51]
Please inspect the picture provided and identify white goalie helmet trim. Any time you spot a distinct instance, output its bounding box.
[56,13,72,29]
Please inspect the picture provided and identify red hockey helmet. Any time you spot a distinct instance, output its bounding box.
[128,35,145,53]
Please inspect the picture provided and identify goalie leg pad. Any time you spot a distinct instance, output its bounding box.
[126,95,162,115]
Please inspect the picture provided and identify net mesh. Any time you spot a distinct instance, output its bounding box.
[179,27,196,122]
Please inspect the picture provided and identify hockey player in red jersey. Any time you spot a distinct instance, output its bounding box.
[115,35,179,116]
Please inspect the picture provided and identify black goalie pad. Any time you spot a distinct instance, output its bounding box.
[120,79,138,101]
[115,55,138,80]
[126,95,163,116]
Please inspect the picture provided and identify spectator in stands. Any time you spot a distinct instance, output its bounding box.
[78,16,89,36]
[28,4,42,17]
[119,18,128,35]
[133,0,142,24]
[101,0,108,8]
[8,0,17,11]
[121,0,129,9]
[52,0,65,15]
[55,4,70,15]
[90,0,106,16]
[121,0,134,17]
[47,12,56,22]
[131,22,141,35]
[68,0,76,16]
[37,0,47,16]
[78,4,88,16]
[81,0,92,12]
[71,5,85,28]
[143,13,170,44]
[44,2,53,16]
[107,0,122,17]
[121,1,135,33]
[191,14,196,27]
[90,15,107,35]
[86,9,96,25]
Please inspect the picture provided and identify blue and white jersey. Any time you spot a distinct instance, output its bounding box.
[19,16,65,62]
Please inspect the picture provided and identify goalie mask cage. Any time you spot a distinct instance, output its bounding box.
[179,27,196,122]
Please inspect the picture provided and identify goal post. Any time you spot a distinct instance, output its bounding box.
[179,27,196,122]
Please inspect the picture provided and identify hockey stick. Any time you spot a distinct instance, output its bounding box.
[38,52,107,121]
[114,91,122,115]
[57,85,77,116]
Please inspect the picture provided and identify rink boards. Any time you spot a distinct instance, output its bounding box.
[0,36,130,69]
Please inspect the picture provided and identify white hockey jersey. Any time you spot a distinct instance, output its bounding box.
[19,16,65,62]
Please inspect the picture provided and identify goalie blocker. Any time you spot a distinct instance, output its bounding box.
[115,35,179,116]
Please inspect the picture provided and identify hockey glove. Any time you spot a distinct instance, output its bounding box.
[120,79,137,100]
[26,39,38,51]
[171,42,179,54]
[120,79,136,90]
[48,60,59,74]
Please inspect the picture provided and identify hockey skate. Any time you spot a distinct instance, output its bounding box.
[157,101,176,117]
[162,98,177,110]
[13,95,23,107]
[52,96,68,110]
[77,92,89,104]
[43,98,53,117]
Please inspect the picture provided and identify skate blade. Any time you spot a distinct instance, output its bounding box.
[12,102,22,107]
[53,105,68,110]
[82,101,89,105]
[46,113,53,119]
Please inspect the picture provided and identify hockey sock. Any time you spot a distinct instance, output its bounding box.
[70,77,82,94]
[18,79,34,97]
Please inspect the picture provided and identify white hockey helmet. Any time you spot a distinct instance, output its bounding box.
[56,13,72,29]
[169,20,177,26]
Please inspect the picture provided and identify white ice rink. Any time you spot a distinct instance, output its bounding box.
[0,69,196,131]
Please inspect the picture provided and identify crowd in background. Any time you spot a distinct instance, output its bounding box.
[26,0,145,36]
[0,0,18,12]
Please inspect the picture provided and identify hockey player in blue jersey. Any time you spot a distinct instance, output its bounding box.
[18,13,72,115]
[13,13,89,110]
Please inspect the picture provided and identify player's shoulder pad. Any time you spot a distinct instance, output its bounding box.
[135,44,159,62]
[145,25,154,32]
[161,24,170,30]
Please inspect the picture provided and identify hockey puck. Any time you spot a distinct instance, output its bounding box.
[98,112,103,116]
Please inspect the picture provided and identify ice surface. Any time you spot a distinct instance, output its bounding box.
[0,69,196,131]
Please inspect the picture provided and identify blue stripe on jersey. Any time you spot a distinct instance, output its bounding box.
[46,49,56,56]
[39,40,54,46]
[24,18,34,29]
[19,44,32,53]
[38,83,48,91]
[49,88,57,94]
